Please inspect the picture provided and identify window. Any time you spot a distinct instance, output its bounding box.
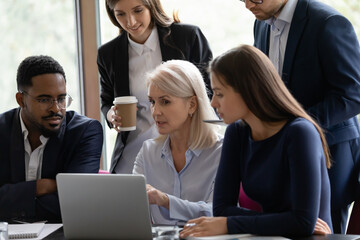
[0,0,80,113]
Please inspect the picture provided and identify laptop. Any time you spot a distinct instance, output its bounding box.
[56,173,153,240]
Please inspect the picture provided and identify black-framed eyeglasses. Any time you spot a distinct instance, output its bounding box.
[21,91,73,110]
[239,0,263,4]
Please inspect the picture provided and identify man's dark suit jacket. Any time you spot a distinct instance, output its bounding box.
[253,0,360,232]
[97,23,213,172]
[0,108,103,222]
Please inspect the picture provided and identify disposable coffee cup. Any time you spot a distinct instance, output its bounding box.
[113,96,138,131]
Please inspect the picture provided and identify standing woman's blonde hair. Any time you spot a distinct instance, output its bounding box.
[210,45,331,168]
[146,60,219,150]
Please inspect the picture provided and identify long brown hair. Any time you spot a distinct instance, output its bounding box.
[210,45,331,168]
[105,0,180,33]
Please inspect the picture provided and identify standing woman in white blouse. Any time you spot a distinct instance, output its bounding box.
[133,60,222,225]
[97,0,213,173]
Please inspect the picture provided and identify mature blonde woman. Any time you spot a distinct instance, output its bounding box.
[133,60,222,225]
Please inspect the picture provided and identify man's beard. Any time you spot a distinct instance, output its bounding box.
[39,124,61,137]
[39,112,64,137]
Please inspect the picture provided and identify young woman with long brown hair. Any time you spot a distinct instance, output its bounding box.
[180,45,332,238]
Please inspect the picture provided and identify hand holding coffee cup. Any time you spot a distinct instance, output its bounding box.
[107,106,123,133]
[111,96,138,132]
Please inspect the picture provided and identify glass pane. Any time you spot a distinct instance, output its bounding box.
[161,0,255,57]
[0,0,80,113]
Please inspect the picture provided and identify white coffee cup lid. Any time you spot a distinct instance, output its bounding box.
[113,96,138,104]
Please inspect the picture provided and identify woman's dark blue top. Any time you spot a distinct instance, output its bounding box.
[213,118,332,237]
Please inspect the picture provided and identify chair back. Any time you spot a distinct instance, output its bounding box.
[347,199,360,234]
[239,183,262,212]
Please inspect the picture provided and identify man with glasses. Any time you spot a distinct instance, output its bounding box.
[240,0,360,234]
[0,55,103,223]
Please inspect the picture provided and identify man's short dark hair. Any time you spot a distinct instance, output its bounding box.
[16,55,66,91]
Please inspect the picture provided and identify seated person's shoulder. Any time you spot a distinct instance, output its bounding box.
[227,119,247,133]
[64,111,102,132]
[141,138,162,151]
[208,134,224,155]
[286,118,319,138]
[0,109,19,144]
[214,133,224,147]
[0,108,18,125]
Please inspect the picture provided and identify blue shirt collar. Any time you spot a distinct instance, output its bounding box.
[265,0,298,26]
[161,136,202,161]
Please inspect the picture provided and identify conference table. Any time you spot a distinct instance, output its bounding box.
[43,227,360,240]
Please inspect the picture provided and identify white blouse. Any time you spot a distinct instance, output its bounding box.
[114,26,161,173]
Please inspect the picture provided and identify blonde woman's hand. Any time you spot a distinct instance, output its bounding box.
[146,184,169,209]
[107,106,122,133]
[313,218,332,235]
[179,217,227,239]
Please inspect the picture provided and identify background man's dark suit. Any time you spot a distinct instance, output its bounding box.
[97,23,212,173]
[253,0,360,233]
[0,108,103,222]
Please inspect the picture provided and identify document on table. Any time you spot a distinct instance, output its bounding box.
[8,223,45,239]
[10,224,62,240]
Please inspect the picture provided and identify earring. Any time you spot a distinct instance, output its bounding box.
[189,113,193,118]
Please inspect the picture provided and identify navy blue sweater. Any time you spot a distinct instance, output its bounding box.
[213,118,332,237]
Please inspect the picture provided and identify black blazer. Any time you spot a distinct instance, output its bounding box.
[0,108,103,222]
[97,23,213,172]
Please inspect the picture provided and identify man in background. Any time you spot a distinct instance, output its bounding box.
[240,0,360,233]
[0,55,103,222]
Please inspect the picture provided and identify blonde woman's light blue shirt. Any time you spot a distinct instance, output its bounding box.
[133,135,223,225]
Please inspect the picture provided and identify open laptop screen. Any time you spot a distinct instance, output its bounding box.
[56,173,153,240]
